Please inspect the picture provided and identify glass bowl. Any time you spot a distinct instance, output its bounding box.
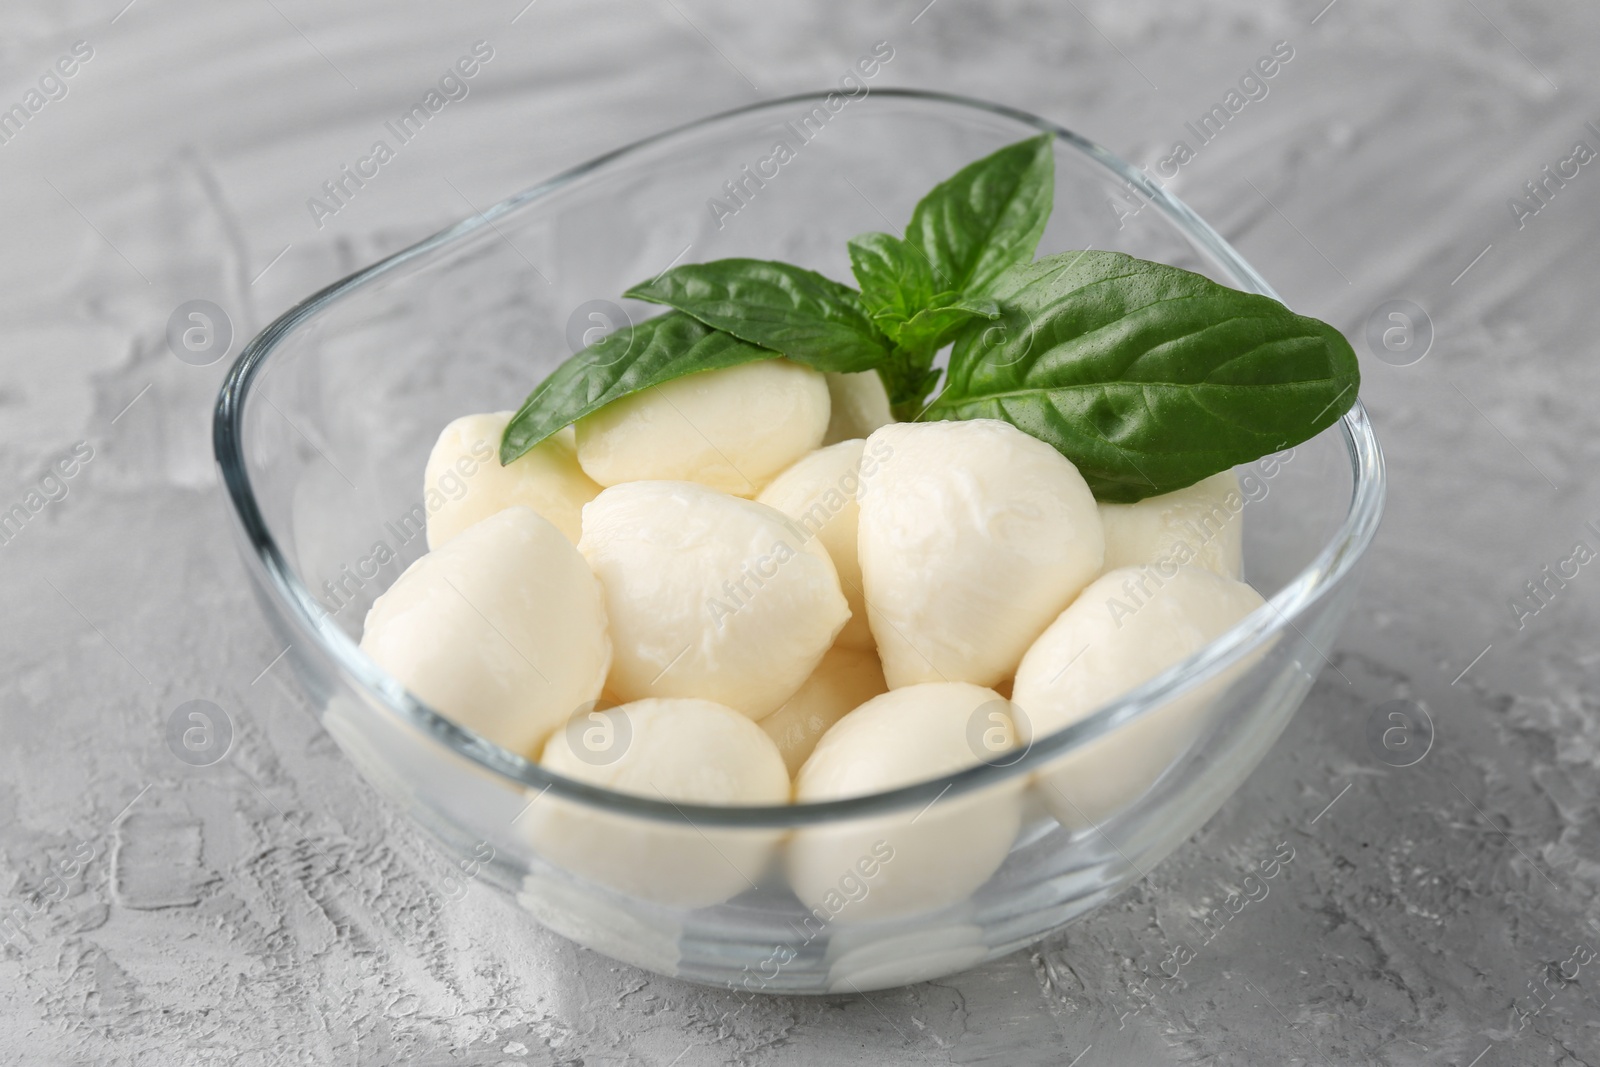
[214,89,1384,993]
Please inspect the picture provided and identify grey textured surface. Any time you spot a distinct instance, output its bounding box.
[2,0,1597,1063]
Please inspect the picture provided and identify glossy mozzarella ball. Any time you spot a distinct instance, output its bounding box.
[359,507,610,757]
[1012,565,1265,828]
[575,359,830,496]
[757,438,890,650]
[788,682,1025,921]
[424,412,600,548]
[822,370,893,445]
[527,698,790,907]
[579,481,849,718]
[856,419,1104,689]
[760,646,888,776]
[1099,471,1243,579]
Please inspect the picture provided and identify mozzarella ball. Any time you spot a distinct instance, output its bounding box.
[1013,565,1264,828]
[515,870,684,977]
[1099,471,1243,579]
[857,420,1104,689]
[575,359,830,496]
[359,507,610,757]
[822,370,893,445]
[424,412,600,548]
[579,481,849,718]
[788,682,1025,921]
[757,439,883,650]
[760,646,887,776]
[825,921,988,993]
[526,698,790,907]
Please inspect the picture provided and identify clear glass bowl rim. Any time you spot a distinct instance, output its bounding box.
[213,88,1385,828]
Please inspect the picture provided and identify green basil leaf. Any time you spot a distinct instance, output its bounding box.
[923,251,1361,502]
[500,311,773,464]
[848,232,935,330]
[624,258,888,372]
[876,293,1002,419]
[905,133,1055,296]
[894,293,1002,354]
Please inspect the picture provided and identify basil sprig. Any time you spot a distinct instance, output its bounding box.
[842,132,1053,416]
[924,252,1360,502]
[501,134,1360,501]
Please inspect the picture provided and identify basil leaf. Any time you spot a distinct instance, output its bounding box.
[848,236,959,412]
[923,252,1361,502]
[894,293,1002,354]
[874,293,1002,419]
[624,258,888,372]
[500,311,773,464]
[906,133,1054,296]
[848,232,935,329]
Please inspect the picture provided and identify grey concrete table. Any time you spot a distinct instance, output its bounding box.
[2,1,1596,1063]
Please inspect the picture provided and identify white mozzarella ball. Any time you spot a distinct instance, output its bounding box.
[822,370,893,445]
[1012,565,1264,828]
[1098,471,1244,579]
[760,646,888,776]
[527,698,790,907]
[359,507,610,757]
[788,682,1025,921]
[515,870,684,977]
[856,420,1105,689]
[575,359,830,496]
[825,921,987,993]
[424,412,600,548]
[579,481,849,718]
[757,438,889,650]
